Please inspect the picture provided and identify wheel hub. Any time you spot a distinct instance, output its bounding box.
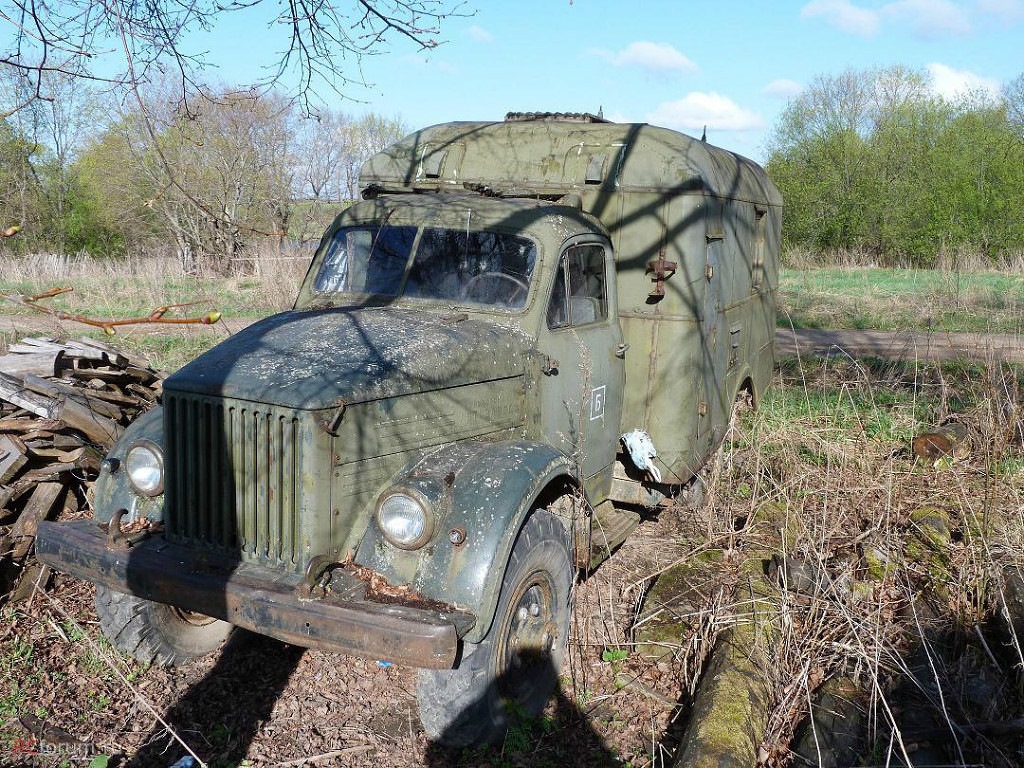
[498,576,557,700]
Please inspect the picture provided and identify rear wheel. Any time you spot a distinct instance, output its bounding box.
[95,585,232,666]
[416,509,573,747]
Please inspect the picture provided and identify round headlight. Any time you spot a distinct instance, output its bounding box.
[376,492,434,550]
[125,441,164,497]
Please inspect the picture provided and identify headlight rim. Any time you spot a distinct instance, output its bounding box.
[375,488,435,551]
[125,439,165,497]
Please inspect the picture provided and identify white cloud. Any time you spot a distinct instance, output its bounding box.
[762,79,804,99]
[927,62,1001,100]
[801,0,979,37]
[594,42,698,75]
[466,25,493,43]
[800,0,880,37]
[647,92,765,132]
[883,0,972,37]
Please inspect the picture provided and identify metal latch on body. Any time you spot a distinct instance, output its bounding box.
[646,253,677,298]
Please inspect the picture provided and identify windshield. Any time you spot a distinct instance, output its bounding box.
[313,226,417,296]
[312,225,537,310]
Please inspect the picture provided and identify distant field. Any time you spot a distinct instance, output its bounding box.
[3,257,1023,370]
[778,267,1024,334]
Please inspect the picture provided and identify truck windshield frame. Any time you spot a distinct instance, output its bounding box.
[311,224,538,311]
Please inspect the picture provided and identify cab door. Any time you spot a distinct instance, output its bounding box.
[537,239,624,499]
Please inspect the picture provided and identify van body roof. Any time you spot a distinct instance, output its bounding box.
[360,120,782,207]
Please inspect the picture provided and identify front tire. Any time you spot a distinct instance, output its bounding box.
[95,585,233,666]
[416,509,573,747]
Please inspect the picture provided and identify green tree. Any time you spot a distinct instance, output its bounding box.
[767,66,1024,264]
[74,116,164,256]
[767,68,880,252]
[131,87,299,272]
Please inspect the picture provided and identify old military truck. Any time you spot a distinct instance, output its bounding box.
[36,113,781,746]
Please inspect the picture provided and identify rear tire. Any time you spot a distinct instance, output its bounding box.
[95,585,232,666]
[416,509,573,747]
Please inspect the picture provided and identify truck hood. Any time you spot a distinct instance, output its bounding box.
[164,306,531,410]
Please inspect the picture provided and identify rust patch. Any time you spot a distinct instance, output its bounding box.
[101,510,163,550]
[336,551,458,614]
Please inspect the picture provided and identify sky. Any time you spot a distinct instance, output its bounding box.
[12,0,1023,164]
[184,0,1024,163]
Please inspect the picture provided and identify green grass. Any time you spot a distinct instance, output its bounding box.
[754,357,1019,469]
[778,266,1024,334]
[0,613,43,720]
[109,332,228,372]
[3,257,1022,375]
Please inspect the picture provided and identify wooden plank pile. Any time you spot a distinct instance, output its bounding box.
[0,337,164,601]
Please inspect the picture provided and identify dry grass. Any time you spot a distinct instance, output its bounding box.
[0,355,1020,767]
[556,354,1023,766]
[1,253,1023,765]
[0,245,310,321]
[782,245,1024,272]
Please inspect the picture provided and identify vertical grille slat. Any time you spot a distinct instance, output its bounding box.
[256,412,268,558]
[284,418,298,564]
[165,394,304,570]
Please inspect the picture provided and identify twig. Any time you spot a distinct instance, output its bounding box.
[1,286,222,335]
[273,744,374,766]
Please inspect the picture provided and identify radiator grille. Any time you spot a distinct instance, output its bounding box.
[164,394,302,567]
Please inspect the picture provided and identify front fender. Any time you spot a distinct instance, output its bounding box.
[355,440,576,644]
[92,407,165,525]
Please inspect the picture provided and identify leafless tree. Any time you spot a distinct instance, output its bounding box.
[1006,73,1024,138]
[1,0,464,115]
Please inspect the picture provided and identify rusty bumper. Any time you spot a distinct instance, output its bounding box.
[36,519,470,669]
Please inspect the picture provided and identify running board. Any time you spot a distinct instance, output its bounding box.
[588,500,641,569]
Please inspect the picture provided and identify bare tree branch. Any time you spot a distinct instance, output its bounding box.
[1,286,224,335]
[1,0,467,116]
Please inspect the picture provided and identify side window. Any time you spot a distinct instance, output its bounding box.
[752,207,767,292]
[546,244,608,329]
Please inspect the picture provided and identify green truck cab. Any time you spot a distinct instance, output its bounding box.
[36,114,781,746]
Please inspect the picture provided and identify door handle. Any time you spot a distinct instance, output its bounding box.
[542,356,560,375]
[614,343,630,359]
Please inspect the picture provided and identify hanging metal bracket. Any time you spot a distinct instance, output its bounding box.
[646,251,678,298]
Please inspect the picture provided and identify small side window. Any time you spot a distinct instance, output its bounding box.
[752,207,767,292]
[547,244,608,329]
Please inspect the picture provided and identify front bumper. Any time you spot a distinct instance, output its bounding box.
[36,519,473,669]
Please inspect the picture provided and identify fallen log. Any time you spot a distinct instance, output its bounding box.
[672,567,779,768]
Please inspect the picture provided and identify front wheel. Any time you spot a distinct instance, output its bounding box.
[416,509,573,747]
[95,585,233,666]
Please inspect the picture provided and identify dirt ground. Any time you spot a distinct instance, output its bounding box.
[3,313,1023,767]
[4,503,700,768]
[774,327,1024,363]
